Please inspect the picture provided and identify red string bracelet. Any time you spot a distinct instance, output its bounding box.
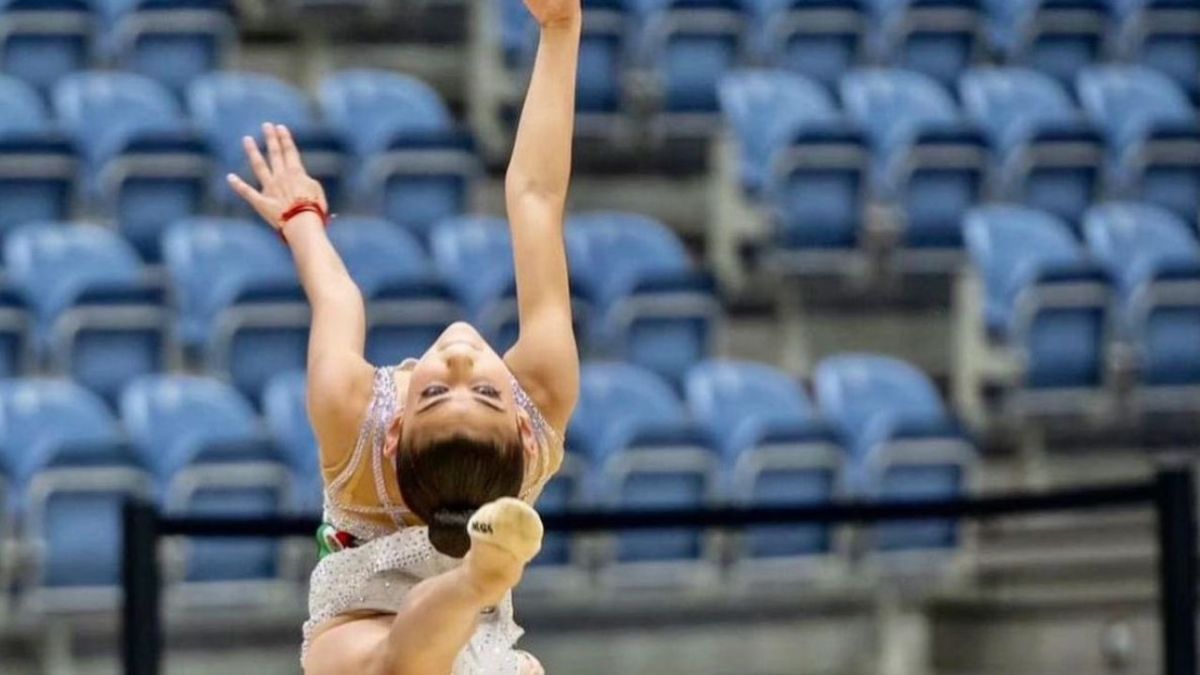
[278,199,331,243]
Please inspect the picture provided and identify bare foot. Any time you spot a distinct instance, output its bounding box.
[462,498,544,604]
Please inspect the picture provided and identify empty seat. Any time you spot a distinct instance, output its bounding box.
[1109,0,1200,91]
[960,67,1104,224]
[568,212,721,383]
[53,72,210,260]
[121,375,288,588]
[571,362,718,578]
[188,72,345,210]
[0,75,75,237]
[95,0,236,94]
[986,0,1113,84]
[1077,66,1200,222]
[870,0,984,86]
[632,0,750,126]
[814,354,975,551]
[842,68,987,251]
[685,359,843,565]
[1084,202,1200,398]
[5,224,168,402]
[0,0,93,92]
[319,70,478,239]
[965,204,1111,398]
[429,215,519,350]
[327,217,458,364]
[262,370,321,511]
[163,218,307,402]
[0,379,148,606]
[746,0,866,88]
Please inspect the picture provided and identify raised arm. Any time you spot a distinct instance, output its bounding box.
[503,0,582,433]
[228,123,375,468]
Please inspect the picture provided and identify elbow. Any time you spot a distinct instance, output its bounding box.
[505,171,566,210]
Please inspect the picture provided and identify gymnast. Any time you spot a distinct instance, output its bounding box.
[226,0,581,672]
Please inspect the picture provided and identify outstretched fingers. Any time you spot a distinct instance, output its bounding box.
[277,124,306,173]
[264,122,285,173]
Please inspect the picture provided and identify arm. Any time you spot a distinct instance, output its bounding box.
[503,0,583,435]
[228,123,375,469]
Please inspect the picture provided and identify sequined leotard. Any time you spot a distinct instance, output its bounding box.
[302,360,562,673]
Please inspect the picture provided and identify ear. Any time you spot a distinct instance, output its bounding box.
[382,410,404,459]
[515,408,538,458]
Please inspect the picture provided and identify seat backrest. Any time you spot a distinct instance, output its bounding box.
[262,370,316,474]
[120,374,259,478]
[328,217,436,297]
[318,69,454,157]
[429,216,514,313]
[187,72,315,162]
[1076,66,1194,149]
[4,223,145,321]
[567,212,694,305]
[718,69,840,166]
[572,362,690,458]
[163,218,296,341]
[0,378,124,481]
[685,359,818,453]
[0,74,49,135]
[1084,202,1200,294]
[53,71,183,164]
[959,67,1080,149]
[841,68,960,153]
[814,354,947,457]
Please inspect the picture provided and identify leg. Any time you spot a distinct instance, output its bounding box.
[306,498,543,675]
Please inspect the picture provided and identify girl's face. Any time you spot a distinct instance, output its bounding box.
[399,322,520,448]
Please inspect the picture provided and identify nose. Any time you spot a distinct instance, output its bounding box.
[442,342,476,378]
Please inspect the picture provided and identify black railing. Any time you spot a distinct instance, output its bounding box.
[123,466,1197,675]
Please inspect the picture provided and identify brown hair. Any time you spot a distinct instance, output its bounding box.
[396,433,526,558]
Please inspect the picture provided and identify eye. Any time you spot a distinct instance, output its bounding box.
[474,384,501,399]
[420,384,448,399]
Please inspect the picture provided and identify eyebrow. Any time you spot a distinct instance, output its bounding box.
[416,395,505,415]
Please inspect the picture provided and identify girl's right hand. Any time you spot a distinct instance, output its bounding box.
[226,122,327,235]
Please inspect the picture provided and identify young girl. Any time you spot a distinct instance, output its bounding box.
[226,1,581,672]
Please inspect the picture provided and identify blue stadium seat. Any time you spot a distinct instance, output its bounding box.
[745,0,866,88]
[965,204,1112,397]
[0,0,93,92]
[985,0,1113,85]
[262,370,321,512]
[327,217,459,364]
[95,0,236,94]
[632,0,749,125]
[1084,202,1200,398]
[121,375,289,588]
[960,67,1104,224]
[5,224,168,402]
[842,68,988,252]
[1108,0,1200,91]
[53,72,210,261]
[163,218,307,403]
[571,362,718,579]
[568,212,721,383]
[319,70,478,239]
[0,75,75,238]
[188,72,346,211]
[0,380,148,607]
[814,354,976,552]
[685,360,843,566]
[1077,66,1199,222]
[429,216,519,350]
[869,0,984,87]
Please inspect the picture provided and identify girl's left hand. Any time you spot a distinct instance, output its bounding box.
[227,122,327,234]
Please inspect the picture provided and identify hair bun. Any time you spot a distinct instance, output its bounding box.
[428,507,475,558]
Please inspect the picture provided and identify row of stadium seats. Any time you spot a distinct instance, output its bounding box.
[0,355,974,608]
[0,0,235,94]
[717,65,1197,276]
[956,201,1200,426]
[497,0,1198,124]
[0,68,478,251]
[0,212,719,402]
